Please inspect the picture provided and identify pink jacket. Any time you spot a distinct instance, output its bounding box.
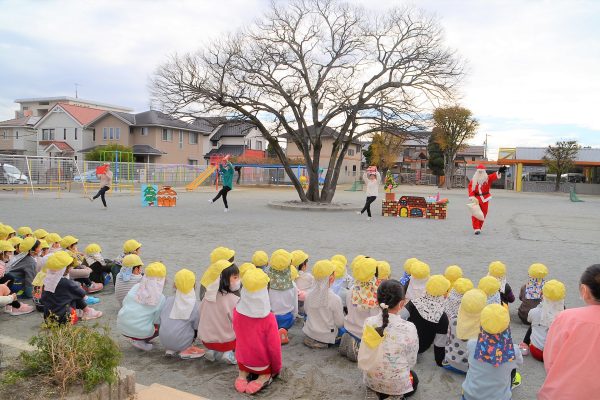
[232,309,282,375]
[538,305,600,399]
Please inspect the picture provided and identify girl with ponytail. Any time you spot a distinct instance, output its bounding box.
[358,280,419,399]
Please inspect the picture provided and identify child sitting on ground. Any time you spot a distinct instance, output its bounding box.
[33,228,48,241]
[443,288,486,374]
[401,275,450,366]
[302,260,344,349]
[83,243,115,286]
[488,261,515,306]
[60,236,103,294]
[117,262,167,351]
[199,260,240,364]
[252,250,269,272]
[400,258,418,290]
[330,254,352,311]
[521,279,565,362]
[267,249,297,344]
[200,246,235,300]
[45,233,62,253]
[405,261,430,300]
[375,260,391,286]
[6,237,41,298]
[17,226,33,238]
[115,254,144,307]
[159,268,204,359]
[517,263,548,324]
[41,251,103,324]
[462,304,523,400]
[444,265,463,290]
[358,279,419,399]
[445,278,474,321]
[340,256,379,362]
[232,268,282,395]
[291,250,314,315]
[112,239,142,283]
[239,263,256,280]
[478,276,501,305]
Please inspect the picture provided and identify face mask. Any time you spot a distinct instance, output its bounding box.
[230,281,241,292]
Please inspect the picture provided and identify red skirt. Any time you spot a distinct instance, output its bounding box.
[202,339,236,352]
[529,344,544,361]
[238,362,271,375]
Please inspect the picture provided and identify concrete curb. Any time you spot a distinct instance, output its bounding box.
[267,200,362,212]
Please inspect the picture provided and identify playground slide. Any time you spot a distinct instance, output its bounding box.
[185,165,217,191]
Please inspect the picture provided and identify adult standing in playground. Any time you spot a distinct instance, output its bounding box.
[89,163,113,209]
[467,164,506,234]
[357,166,380,221]
[209,155,234,212]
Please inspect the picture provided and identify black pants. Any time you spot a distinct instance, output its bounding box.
[523,326,532,345]
[0,274,21,308]
[88,260,116,284]
[377,370,418,399]
[93,185,110,207]
[213,185,232,208]
[361,196,377,217]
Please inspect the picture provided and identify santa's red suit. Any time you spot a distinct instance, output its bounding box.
[468,164,505,233]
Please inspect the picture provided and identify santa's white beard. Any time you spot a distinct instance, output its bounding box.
[472,170,488,187]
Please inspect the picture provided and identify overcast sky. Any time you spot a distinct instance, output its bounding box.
[1,0,598,158]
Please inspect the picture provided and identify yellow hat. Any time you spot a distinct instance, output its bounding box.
[543,279,566,301]
[33,229,49,239]
[39,240,50,250]
[84,243,102,255]
[0,240,15,252]
[376,261,391,280]
[478,276,501,296]
[9,237,23,248]
[145,262,167,278]
[404,258,418,274]
[4,225,16,236]
[252,251,269,267]
[174,268,196,294]
[210,246,235,264]
[270,249,292,271]
[45,233,62,244]
[313,259,335,280]
[480,304,510,334]
[239,263,256,279]
[410,261,430,280]
[17,226,32,237]
[529,263,549,279]
[426,275,451,297]
[332,259,346,279]
[362,324,385,349]
[453,278,474,294]
[122,254,144,268]
[291,250,309,267]
[20,237,38,253]
[488,261,507,278]
[200,259,233,287]
[60,235,78,249]
[290,265,299,281]
[351,255,366,270]
[123,239,142,253]
[0,226,8,240]
[444,265,463,283]
[242,267,270,292]
[46,251,74,271]
[461,288,488,314]
[352,257,377,282]
[331,254,347,267]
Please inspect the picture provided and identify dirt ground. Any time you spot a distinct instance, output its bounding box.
[1,185,598,399]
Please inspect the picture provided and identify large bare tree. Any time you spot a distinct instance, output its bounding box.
[152,0,463,202]
[544,140,580,192]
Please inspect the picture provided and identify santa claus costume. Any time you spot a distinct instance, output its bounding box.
[468,164,506,234]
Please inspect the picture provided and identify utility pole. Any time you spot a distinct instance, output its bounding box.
[74,83,81,98]
[484,133,491,160]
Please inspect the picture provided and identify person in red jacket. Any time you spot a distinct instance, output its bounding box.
[232,268,282,395]
[468,164,507,235]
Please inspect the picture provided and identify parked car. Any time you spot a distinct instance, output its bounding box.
[561,173,586,183]
[73,170,100,183]
[0,163,29,184]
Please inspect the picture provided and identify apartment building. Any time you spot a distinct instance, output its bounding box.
[14,96,132,119]
[0,116,39,155]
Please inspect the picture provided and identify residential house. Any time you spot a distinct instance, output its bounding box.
[14,96,132,119]
[0,116,39,155]
[196,118,267,163]
[285,126,363,183]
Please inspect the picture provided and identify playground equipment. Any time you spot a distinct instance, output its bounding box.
[570,187,584,202]
[185,155,225,192]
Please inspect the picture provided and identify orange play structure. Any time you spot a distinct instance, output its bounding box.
[185,155,226,192]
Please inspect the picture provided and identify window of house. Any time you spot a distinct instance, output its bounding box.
[357,145,361,153]
[115,127,120,140]
[141,127,148,136]
[353,165,357,172]
[179,130,183,148]
[162,128,172,141]
[74,128,78,140]
[93,129,96,141]
[189,132,198,144]
[189,159,198,165]
[16,131,19,139]
[42,128,55,140]
[63,128,67,140]
[212,141,217,147]
[39,101,49,105]
[348,149,355,156]
[256,141,262,150]
[2,130,6,139]
[109,128,114,140]
[245,139,251,149]
[103,127,108,140]
[472,156,476,161]
[23,106,29,110]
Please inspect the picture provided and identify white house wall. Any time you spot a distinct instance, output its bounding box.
[35,110,83,155]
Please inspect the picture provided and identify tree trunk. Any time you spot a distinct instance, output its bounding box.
[444,163,454,189]
[555,175,561,192]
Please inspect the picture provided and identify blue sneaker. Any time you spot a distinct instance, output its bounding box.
[103,273,112,286]
[85,296,100,305]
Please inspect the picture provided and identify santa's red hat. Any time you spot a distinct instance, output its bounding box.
[476,164,486,170]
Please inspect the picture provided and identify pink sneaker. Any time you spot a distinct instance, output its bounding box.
[8,303,35,316]
[179,346,206,359]
[82,307,103,320]
[85,282,103,293]
[519,342,530,356]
